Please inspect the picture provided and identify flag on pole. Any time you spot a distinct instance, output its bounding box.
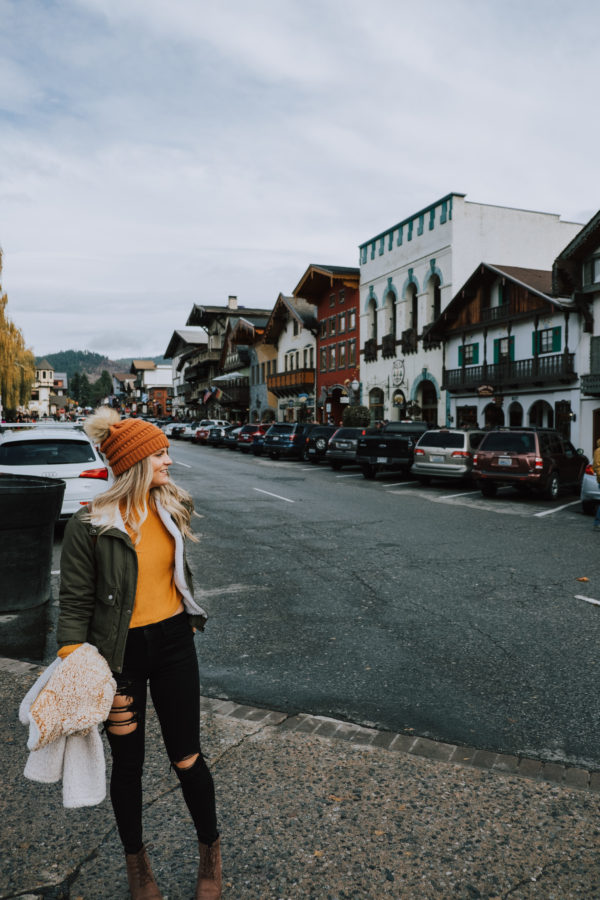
[213,387,223,401]
[203,388,213,403]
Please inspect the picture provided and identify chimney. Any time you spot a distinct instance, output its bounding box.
[227,295,238,310]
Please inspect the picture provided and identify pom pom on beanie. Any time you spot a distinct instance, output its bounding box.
[83,407,169,476]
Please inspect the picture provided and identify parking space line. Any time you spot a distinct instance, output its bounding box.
[336,473,364,478]
[253,488,295,503]
[438,490,480,500]
[384,482,416,489]
[576,595,600,607]
[534,500,580,518]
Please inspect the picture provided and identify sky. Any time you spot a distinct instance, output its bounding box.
[0,0,598,360]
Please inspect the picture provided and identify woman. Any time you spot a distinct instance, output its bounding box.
[57,407,221,900]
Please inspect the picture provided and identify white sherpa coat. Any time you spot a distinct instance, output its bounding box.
[19,643,116,808]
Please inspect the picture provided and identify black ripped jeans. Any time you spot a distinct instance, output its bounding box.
[106,611,218,854]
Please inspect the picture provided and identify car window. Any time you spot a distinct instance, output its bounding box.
[418,432,464,449]
[548,434,563,454]
[333,428,361,439]
[269,425,293,435]
[481,433,535,453]
[564,441,576,458]
[468,433,484,449]
[0,439,97,465]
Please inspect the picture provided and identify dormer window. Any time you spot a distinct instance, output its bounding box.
[583,254,600,286]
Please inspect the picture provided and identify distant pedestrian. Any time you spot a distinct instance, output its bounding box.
[57,407,221,899]
[593,438,600,531]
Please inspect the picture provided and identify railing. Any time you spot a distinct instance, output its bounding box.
[444,352,576,391]
[581,373,600,395]
[267,369,315,397]
[381,333,397,359]
[480,303,548,324]
[401,328,418,354]
[364,338,378,362]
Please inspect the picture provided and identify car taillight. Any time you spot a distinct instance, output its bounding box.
[473,453,478,465]
[534,457,544,470]
[414,448,425,456]
[79,467,109,480]
[451,451,471,458]
[585,464,595,475]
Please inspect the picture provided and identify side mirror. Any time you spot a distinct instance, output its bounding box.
[577,448,585,455]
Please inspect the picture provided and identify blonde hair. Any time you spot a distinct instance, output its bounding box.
[83,407,197,543]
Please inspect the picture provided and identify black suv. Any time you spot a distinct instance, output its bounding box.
[304,425,339,464]
[263,423,318,460]
[473,428,588,499]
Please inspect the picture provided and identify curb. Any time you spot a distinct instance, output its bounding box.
[4,656,598,795]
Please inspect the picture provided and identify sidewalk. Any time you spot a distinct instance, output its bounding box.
[3,655,600,900]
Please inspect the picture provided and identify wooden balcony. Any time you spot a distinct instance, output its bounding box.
[364,338,378,362]
[267,369,315,398]
[401,328,418,354]
[381,333,397,359]
[444,352,576,392]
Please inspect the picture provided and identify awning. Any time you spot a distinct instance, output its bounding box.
[212,372,246,381]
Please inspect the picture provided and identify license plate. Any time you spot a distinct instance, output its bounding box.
[337,442,350,449]
[308,448,315,454]
[498,457,512,466]
[430,455,444,463]
[272,436,279,441]
[377,457,388,464]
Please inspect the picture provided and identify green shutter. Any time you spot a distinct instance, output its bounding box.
[472,343,479,364]
[493,338,500,364]
[509,336,515,361]
[532,331,538,355]
[552,326,561,352]
[458,346,464,366]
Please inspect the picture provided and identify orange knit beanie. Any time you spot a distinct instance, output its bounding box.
[100,418,169,475]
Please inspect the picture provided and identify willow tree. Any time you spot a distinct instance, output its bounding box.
[0,250,36,416]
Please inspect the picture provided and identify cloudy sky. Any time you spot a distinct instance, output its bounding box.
[1,0,598,359]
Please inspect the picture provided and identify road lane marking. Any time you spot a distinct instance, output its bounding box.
[384,482,416,489]
[253,488,295,503]
[438,490,480,499]
[576,595,600,607]
[173,460,192,468]
[336,473,364,478]
[534,499,580,518]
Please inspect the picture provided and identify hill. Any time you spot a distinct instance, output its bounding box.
[38,350,167,381]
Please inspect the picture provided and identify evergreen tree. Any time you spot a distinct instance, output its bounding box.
[79,373,92,407]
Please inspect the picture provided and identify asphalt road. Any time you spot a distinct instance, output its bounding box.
[53,440,600,769]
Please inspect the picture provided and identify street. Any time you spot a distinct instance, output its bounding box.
[53,442,600,770]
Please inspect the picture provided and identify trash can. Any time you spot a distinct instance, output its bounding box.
[0,473,65,659]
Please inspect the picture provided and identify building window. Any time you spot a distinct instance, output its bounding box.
[338,312,346,333]
[319,320,327,338]
[295,351,299,369]
[330,293,336,307]
[293,319,299,336]
[348,310,356,331]
[583,255,600,286]
[533,327,561,354]
[493,336,515,363]
[329,317,336,336]
[458,343,479,366]
[328,346,336,370]
[348,340,356,366]
[309,347,314,369]
[320,348,327,372]
[338,342,347,368]
[339,288,345,305]
[260,362,266,382]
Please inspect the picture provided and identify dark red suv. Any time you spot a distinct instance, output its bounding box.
[473,428,587,500]
[237,423,268,453]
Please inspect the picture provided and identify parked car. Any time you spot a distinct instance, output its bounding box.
[580,462,600,514]
[356,421,430,479]
[263,423,319,460]
[207,424,234,447]
[304,425,339,464]
[410,428,486,483]
[237,423,269,453]
[171,421,200,440]
[223,426,243,449]
[0,428,110,518]
[252,427,271,456]
[473,427,588,499]
[194,419,229,444]
[325,427,363,470]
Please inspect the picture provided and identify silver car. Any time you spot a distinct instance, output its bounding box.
[411,428,485,483]
[580,462,600,515]
[325,427,363,470]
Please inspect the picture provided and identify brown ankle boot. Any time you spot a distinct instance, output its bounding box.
[196,837,222,900]
[125,846,163,900]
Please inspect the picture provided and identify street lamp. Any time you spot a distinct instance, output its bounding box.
[350,378,360,405]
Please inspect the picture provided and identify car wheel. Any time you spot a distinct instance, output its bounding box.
[330,461,343,471]
[544,472,559,500]
[582,500,598,516]
[361,464,377,480]
[480,482,497,498]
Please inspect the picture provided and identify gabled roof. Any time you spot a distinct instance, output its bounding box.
[35,358,53,369]
[164,327,208,359]
[263,294,318,344]
[186,303,273,327]
[293,263,360,302]
[432,262,571,335]
[553,208,600,294]
[130,360,156,372]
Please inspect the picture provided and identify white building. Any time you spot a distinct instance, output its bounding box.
[358,193,582,425]
[163,327,208,417]
[28,358,54,417]
[262,294,318,421]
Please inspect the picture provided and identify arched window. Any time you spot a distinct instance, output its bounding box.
[369,388,384,423]
[386,291,396,338]
[528,400,554,428]
[368,297,378,343]
[407,284,418,332]
[419,380,438,425]
[484,402,505,428]
[509,402,523,427]
[427,275,441,322]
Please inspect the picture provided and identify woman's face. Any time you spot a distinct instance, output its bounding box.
[149,447,172,488]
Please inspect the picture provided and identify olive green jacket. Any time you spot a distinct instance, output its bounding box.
[57,504,207,673]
